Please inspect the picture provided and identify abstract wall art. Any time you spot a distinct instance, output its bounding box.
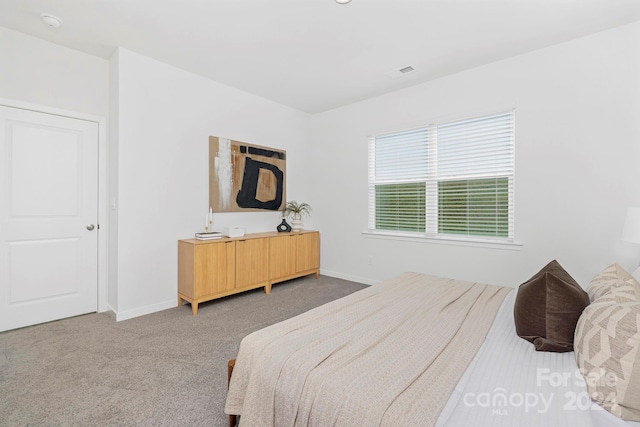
[209,136,286,212]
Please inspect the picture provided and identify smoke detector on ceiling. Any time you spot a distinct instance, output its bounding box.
[335,0,352,4]
[41,14,63,29]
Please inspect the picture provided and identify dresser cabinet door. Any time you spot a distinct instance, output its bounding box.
[195,241,235,296]
[296,232,319,272]
[269,235,296,280]
[235,238,269,288]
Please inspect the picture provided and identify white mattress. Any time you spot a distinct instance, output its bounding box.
[436,290,640,427]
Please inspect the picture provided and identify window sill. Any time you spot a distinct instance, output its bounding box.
[362,231,523,251]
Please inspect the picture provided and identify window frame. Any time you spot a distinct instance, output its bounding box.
[366,110,518,247]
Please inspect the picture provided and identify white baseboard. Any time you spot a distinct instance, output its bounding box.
[319,269,379,286]
[100,303,115,314]
[114,299,177,322]
[112,273,375,321]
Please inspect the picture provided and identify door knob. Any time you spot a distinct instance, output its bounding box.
[86,224,95,231]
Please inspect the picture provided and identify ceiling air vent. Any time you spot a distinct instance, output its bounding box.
[386,65,416,79]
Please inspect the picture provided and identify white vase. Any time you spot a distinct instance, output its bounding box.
[291,215,303,232]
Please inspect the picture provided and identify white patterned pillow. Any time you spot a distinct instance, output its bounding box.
[586,263,640,302]
[574,265,640,421]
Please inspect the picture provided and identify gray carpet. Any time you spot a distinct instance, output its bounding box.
[0,275,368,427]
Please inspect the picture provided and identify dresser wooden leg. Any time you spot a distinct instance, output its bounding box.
[191,302,198,315]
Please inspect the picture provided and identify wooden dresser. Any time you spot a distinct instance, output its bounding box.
[178,230,319,314]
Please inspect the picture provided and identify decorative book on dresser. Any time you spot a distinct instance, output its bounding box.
[178,230,320,314]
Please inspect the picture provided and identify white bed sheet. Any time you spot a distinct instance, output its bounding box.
[436,290,640,427]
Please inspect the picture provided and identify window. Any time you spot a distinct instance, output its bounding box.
[368,111,514,241]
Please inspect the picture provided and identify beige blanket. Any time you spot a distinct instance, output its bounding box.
[225,272,510,427]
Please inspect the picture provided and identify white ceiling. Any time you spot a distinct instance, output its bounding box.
[2,0,640,114]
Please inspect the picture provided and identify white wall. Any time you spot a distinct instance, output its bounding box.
[108,50,120,310]
[111,48,311,319]
[0,27,109,117]
[4,21,640,320]
[309,22,640,288]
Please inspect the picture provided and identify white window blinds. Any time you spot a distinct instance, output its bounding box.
[368,110,515,241]
[368,128,429,232]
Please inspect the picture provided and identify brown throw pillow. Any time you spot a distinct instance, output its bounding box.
[514,260,590,352]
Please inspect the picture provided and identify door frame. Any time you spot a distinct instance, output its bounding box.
[0,97,108,313]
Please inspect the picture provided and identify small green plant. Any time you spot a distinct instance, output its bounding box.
[283,201,312,218]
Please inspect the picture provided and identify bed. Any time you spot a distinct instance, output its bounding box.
[225,265,640,427]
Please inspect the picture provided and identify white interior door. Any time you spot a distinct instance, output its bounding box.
[0,106,98,332]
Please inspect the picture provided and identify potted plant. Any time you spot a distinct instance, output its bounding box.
[283,201,312,232]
